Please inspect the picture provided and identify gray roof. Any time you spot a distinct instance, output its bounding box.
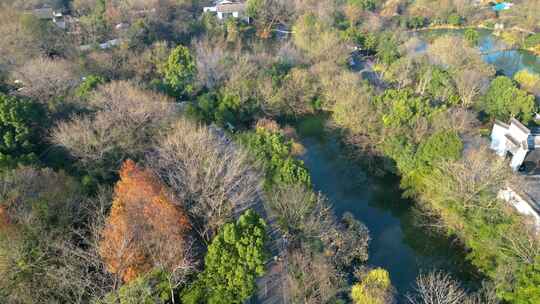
[32,8,54,19]
[216,3,246,13]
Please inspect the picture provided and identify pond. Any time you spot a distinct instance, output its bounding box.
[294,116,480,301]
[415,28,540,77]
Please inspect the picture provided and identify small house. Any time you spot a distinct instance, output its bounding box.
[203,0,248,21]
[30,7,66,29]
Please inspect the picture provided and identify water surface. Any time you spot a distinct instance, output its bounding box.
[295,117,478,300]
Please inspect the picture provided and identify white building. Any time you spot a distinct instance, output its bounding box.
[203,0,248,20]
[490,118,540,171]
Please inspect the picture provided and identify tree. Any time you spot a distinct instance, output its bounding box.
[52,81,177,179]
[351,268,395,304]
[240,127,311,188]
[96,268,173,304]
[502,256,540,304]
[162,45,197,97]
[12,57,78,104]
[99,160,191,283]
[150,119,262,242]
[292,13,349,64]
[181,209,267,304]
[246,0,293,38]
[286,246,344,303]
[376,32,400,66]
[514,69,540,96]
[0,166,96,304]
[75,75,106,100]
[478,76,536,123]
[453,68,491,108]
[464,28,480,46]
[0,93,45,169]
[407,271,467,304]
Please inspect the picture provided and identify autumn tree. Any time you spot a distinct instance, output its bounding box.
[99,160,191,284]
[181,209,267,304]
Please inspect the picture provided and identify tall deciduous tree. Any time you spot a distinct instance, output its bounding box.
[181,209,267,304]
[99,160,191,283]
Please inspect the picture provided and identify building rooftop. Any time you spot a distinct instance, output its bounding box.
[216,2,246,13]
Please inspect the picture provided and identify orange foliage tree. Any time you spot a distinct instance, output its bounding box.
[99,160,190,283]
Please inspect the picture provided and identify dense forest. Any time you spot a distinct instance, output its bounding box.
[0,0,539,303]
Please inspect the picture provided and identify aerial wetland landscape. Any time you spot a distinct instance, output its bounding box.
[0,0,540,303]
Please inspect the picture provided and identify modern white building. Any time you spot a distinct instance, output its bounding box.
[490,118,540,171]
[490,118,540,228]
[203,0,248,20]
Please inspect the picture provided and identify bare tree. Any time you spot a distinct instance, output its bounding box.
[12,57,78,103]
[422,145,514,211]
[52,81,177,175]
[148,119,263,242]
[285,246,344,304]
[453,68,491,108]
[192,38,229,90]
[407,271,468,304]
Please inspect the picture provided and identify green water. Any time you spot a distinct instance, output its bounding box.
[295,116,480,300]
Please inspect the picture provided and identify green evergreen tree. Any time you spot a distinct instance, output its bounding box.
[163,45,197,98]
[0,93,45,169]
[182,210,267,304]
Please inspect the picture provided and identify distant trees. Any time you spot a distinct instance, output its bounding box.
[0,93,45,169]
[163,45,197,97]
[181,209,267,304]
[478,76,536,123]
[351,268,395,304]
[99,160,191,283]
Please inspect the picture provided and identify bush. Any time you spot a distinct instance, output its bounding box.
[447,14,462,26]
[97,269,172,304]
[524,33,540,48]
[75,75,106,99]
